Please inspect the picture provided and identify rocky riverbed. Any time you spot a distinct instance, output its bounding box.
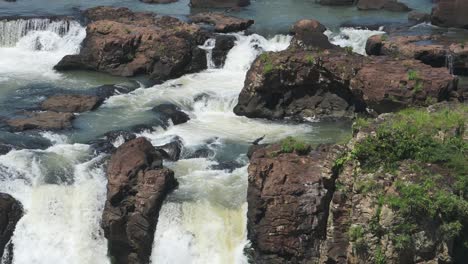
[0,0,467,264]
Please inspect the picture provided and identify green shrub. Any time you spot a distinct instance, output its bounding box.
[407,69,420,81]
[280,137,311,155]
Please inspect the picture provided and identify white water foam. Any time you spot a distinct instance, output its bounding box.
[326,27,385,55]
[0,18,85,82]
[0,144,110,264]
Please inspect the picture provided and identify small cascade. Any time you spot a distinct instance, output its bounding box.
[0,18,75,47]
[326,27,385,55]
[199,38,217,69]
[446,53,454,75]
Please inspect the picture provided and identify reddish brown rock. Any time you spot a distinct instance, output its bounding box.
[431,0,468,29]
[190,0,250,8]
[290,19,334,49]
[0,193,23,263]
[357,0,411,12]
[7,111,75,131]
[234,43,457,121]
[102,137,178,264]
[189,12,254,33]
[55,7,208,82]
[41,94,103,113]
[366,34,468,75]
[247,144,344,263]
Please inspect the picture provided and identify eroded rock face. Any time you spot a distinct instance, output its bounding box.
[235,27,457,121]
[101,137,178,264]
[357,0,411,12]
[190,0,250,8]
[41,94,103,113]
[431,0,468,29]
[366,34,468,76]
[7,111,75,131]
[190,12,254,33]
[247,144,344,263]
[55,7,208,82]
[0,193,23,262]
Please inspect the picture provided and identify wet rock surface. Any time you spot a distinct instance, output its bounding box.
[41,94,103,113]
[55,7,208,82]
[190,12,254,33]
[190,0,250,8]
[152,103,190,126]
[212,35,237,67]
[0,193,23,263]
[247,144,344,263]
[101,137,178,264]
[7,111,75,131]
[431,0,468,29]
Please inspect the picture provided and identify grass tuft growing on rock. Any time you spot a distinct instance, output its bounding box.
[280,136,311,155]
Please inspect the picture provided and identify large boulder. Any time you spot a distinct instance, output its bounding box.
[190,0,250,8]
[357,0,411,12]
[290,19,334,49]
[152,104,190,126]
[7,111,75,131]
[41,94,103,113]
[101,137,178,264]
[55,7,208,82]
[234,44,457,121]
[431,0,468,29]
[247,144,344,263]
[0,193,23,262]
[189,12,254,33]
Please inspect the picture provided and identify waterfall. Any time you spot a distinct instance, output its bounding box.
[199,38,217,69]
[0,17,85,83]
[446,53,454,75]
[0,18,76,47]
[326,27,385,55]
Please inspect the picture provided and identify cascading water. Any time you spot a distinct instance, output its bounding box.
[199,38,217,69]
[326,27,385,55]
[0,18,85,83]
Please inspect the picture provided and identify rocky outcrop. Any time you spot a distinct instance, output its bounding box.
[212,35,236,67]
[290,19,334,49]
[152,104,190,126]
[0,193,23,262]
[7,111,75,131]
[357,0,411,12]
[101,137,178,264]
[247,143,344,263]
[55,7,208,82]
[41,94,103,113]
[189,12,254,33]
[366,34,468,75]
[247,104,468,264]
[431,0,468,29]
[234,19,457,121]
[190,0,250,8]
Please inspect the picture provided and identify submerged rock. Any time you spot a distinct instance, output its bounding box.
[190,12,254,33]
[152,104,190,126]
[55,7,208,82]
[0,193,23,263]
[190,0,250,8]
[247,144,344,263]
[431,0,468,29]
[102,137,178,264]
[155,137,184,161]
[41,94,103,113]
[357,0,411,12]
[7,111,75,131]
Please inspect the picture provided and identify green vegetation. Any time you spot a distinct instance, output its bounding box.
[380,34,388,41]
[280,136,311,155]
[344,46,354,55]
[260,53,275,74]
[341,105,468,259]
[305,54,316,64]
[407,69,419,81]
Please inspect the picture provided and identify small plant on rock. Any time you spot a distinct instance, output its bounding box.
[280,137,311,155]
